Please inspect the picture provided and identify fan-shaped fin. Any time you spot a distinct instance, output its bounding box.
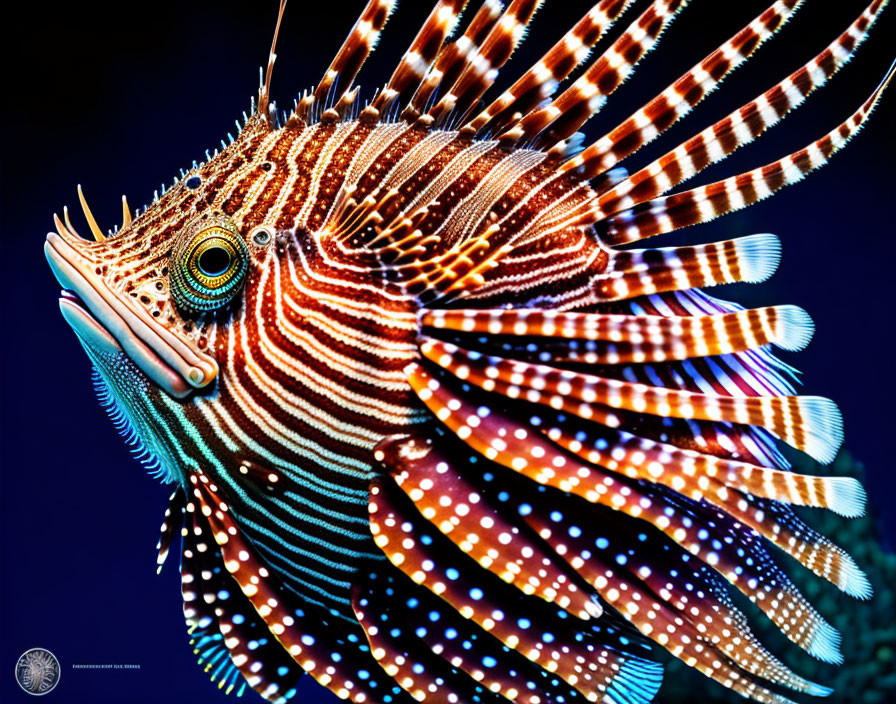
[563,0,804,178]
[540,423,868,593]
[466,0,635,136]
[187,473,413,703]
[478,463,833,701]
[601,59,896,243]
[353,567,586,703]
[404,362,840,660]
[376,433,601,620]
[352,583,506,702]
[180,502,306,702]
[508,0,687,146]
[592,0,888,218]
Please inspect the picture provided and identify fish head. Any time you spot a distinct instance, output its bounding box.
[43,115,288,478]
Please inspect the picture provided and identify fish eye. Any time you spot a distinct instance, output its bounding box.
[169,216,249,314]
[185,175,202,189]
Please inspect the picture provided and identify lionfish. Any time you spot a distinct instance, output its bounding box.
[44,1,893,702]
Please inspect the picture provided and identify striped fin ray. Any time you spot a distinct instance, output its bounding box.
[594,0,888,221]
[368,466,664,703]
[427,0,547,127]
[721,492,871,599]
[507,0,689,147]
[310,0,397,114]
[602,58,896,243]
[421,303,814,363]
[416,336,843,463]
[560,424,863,518]
[403,363,839,661]
[628,288,805,403]
[563,0,804,177]
[187,473,414,703]
[479,463,834,701]
[595,233,782,301]
[405,0,505,120]
[464,0,636,137]
[369,0,469,116]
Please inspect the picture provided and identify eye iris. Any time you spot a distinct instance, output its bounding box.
[169,217,249,315]
[198,246,232,277]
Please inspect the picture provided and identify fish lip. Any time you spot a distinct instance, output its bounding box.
[45,232,218,399]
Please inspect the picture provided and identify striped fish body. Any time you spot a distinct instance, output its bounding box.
[43,1,893,702]
[182,121,601,612]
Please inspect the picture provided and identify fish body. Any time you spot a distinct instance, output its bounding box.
[42,1,894,702]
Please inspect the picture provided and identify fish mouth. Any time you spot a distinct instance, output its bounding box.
[45,232,218,399]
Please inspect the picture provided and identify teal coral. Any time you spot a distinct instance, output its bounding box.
[657,450,896,703]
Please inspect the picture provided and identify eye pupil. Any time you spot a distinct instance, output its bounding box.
[185,176,202,189]
[197,246,232,277]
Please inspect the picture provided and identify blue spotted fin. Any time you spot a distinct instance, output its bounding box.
[370,439,664,703]
[354,565,587,703]
[474,457,836,702]
[404,356,847,664]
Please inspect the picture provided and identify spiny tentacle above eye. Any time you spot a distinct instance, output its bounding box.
[76,184,105,242]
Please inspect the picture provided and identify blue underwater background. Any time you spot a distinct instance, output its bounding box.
[2,1,894,702]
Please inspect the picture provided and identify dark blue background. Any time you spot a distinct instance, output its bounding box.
[2,1,894,702]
